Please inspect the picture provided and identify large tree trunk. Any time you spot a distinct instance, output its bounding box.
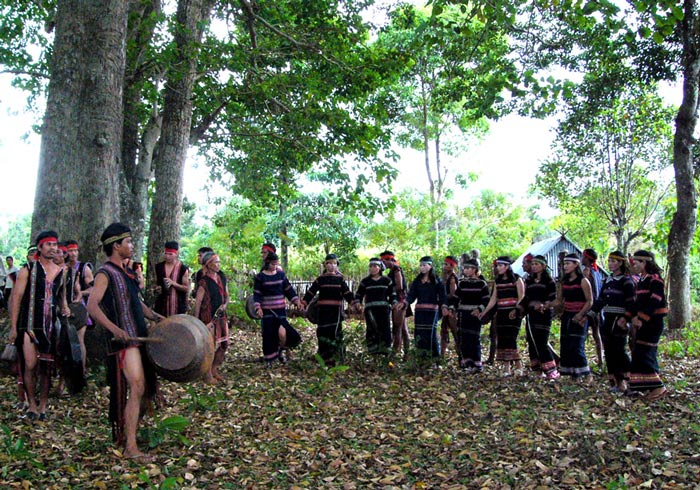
[32,0,129,267]
[146,0,214,290]
[120,0,163,259]
[667,0,700,330]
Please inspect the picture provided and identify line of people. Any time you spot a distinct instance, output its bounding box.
[251,246,668,402]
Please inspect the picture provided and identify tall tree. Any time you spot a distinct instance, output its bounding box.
[119,0,164,259]
[145,0,215,288]
[378,3,515,249]
[665,0,699,329]
[534,85,674,254]
[32,0,128,265]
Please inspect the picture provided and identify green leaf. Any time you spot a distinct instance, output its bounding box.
[581,1,598,15]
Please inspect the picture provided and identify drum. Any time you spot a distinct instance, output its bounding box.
[68,302,89,327]
[305,296,319,324]
[245,295,258,319]
[147,314,215,382]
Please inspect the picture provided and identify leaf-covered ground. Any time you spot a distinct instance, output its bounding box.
[1,317,699,490]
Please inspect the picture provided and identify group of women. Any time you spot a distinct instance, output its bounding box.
[252,247,668,402]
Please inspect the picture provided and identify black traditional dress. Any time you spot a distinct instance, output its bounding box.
[523,274,558,375]
[560,275,591,378]
[355,275,396,355]
[253,270,302,363]
[450,277,489,369]
[493,275,523,362]
[628,274,667,394]
[592,274,636,387]
[406,277,447,359]
[15,261,62,379]
[303,272,354,365]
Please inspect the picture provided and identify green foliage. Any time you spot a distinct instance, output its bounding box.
[139,415,191,449]
[0,0,54,100]
[364,189,547,273]
[183,385,219,413]
[533,84,674,253]
[377,2,514,222]
[661,321,700,358]
[306,354,350,394]
[0,214,31,261]
[196,0,403,212]
[0,424,44,478]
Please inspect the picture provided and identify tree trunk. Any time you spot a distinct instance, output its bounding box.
[146,0,214,288]
[32,0,128,267]
[667,0,700,330]
[120,0,163,259]
[279,202,289,272]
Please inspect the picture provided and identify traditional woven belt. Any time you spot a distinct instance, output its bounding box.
[364,301,389,308]
[603,306,627,314]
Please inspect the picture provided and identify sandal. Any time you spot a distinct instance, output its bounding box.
[24,411,39,421]
[644,387,668,402]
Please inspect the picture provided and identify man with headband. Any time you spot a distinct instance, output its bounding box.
[191,246,213,299]
[582,248,605,369]
[440,255,459,359]
[154,241,190,317]
[9,230,62,421]
[63,240,94,373]
[87,223,163,462]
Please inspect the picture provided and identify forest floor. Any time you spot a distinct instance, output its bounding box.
[0,315,699,490]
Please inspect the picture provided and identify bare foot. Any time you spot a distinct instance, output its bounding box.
[124,451,155,464]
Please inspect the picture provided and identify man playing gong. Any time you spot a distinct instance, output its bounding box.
[87,222,163,463]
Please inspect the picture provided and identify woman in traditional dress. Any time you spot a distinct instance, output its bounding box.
[557,253,593,380]
[302,254,354,366]
[591,251,636,392]
[402,256,448,362]
[253,252,302,367]
[479,256,524,376]
[627,250,667,401]
[449,258,489,372]
[521,255,559,379]
[194,252,229,383]
[353,257,396,355]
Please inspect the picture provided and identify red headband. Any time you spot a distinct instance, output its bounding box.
[37,236,58,247]
[58,245,68,252]
[380,253,395,260]
[165,248,178,254]
[66,244,78,250]
[444,257,458,267]
[262,245,275,253]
